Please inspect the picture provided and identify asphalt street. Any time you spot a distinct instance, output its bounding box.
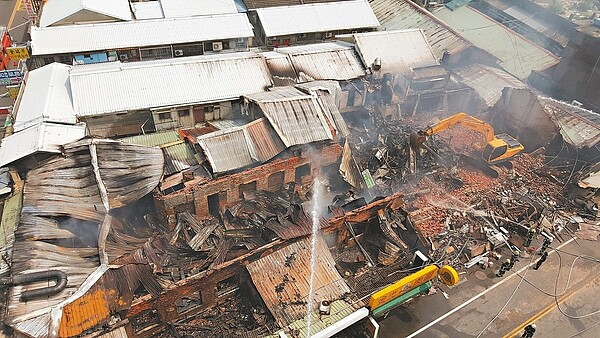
[380,235,600,337]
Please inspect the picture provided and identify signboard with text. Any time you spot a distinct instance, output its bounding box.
[6,46,30,60]
[0,69,23,85]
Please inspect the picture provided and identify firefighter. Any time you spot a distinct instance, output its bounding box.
[540,235,553,255]
[533,252,548,270]
[521,323,536,338]
[496,259,511,277]
[508,252,519,270]
[524,228,536,247]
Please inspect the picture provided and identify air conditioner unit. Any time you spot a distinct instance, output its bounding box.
[325,32,333,38]
[174,49,184,56]
[212,42,223,51]
[119,54,128,61]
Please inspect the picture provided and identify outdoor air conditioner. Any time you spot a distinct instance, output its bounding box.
[325,32,333,38]
[174,49,184,56]
[212,42,223,51]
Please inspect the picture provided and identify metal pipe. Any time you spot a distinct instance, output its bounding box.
[0,270,68,301]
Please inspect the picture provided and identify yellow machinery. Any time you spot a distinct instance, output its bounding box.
[412,112,524,164]
[369,264,459,311]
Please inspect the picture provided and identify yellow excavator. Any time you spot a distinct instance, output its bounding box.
[411,112,524,165]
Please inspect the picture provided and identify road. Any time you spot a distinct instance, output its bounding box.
[379,236,600,337]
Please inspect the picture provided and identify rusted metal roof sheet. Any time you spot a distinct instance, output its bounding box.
[275,42,366,81]
[244,0,345,9]
[452,64,526,108]
[247,92,334,147]
[119,131,198,175]
[434,6,559,80]
[246,118,286,162]
[338,29,438,73]
[261,51,299,86]
[5,139,163,338]
[541,97,600,148]
[178,125,219,144]
[368,0,470,58]
[246,235,353,327]
[255,0,379,37]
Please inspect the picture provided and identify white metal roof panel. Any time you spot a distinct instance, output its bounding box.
[254,97,334,147]
[368,0,470,58]
[13,63,76,132]
[260,51,298,86]
[40,0,133,27]
[197,127,257,173]
[160,0,238,18]
[275,42,366,81]
[434,6,559,80]
[0,123,87,168]
[338,29,438,73]
[31,13,253,55]
[256,0,379,36]
[131,1,164,20]
[70,52,274,116]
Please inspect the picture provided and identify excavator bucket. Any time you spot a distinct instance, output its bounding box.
[409,132,427,150]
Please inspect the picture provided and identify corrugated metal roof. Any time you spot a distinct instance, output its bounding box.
[245,86,309,102]
[368,0,470,58]
[131,1,164,20]
[197,127,257,173]
[161,0,238,18]
[246,235,354,327]
[31,13,253,55]
[295,81,350,137]
[452,64,525,108]
[433,6,559,80]
[246,89,334,147]
[69,52,273,116]
[255,0,379,37]
[244,0,345,9]
[541,97,600,148]
[40,0,133,27]
[0,123,87,168]
[119,131,198,175]
[13,63,76,132]
[275,42,366,81]
[261,51,299,86]
[412,65,447,79]
[246,118,286,162]
[579,163,600,189]
[338,29,438,73]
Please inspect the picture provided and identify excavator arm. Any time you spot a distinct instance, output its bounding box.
[422,112,495,149]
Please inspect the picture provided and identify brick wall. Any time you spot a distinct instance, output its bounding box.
[155,143,343,229]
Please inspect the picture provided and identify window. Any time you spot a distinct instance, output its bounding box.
[83,54,91,58]
[203,106,214,113]
[488,145,508,162]
[239,181,257,198]
[158,112,171,120]
[203,42,214,52]
[175,291,202,314]
[58,55,71,64]
[268,171,285,191]
[222,41,230,50]
[216,275,239,297]
[140,46,171,60]
[295,163,311,183]
[42,57,55,65]
[177,109,190,117]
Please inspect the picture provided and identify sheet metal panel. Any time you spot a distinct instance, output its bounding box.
[246,235,353,327]
[13,63,76,132]
[433,6,559,80]
[256,0,379,37]
[245,118,286,162]
[261,51,299,86]
[296,81,350,137]
[541,98,600,148]
[0,123,86,168]
[131,1,164,20]
[244,0,343,9]
[31,13,253,55]
[276,42,366,81]
[40,0,133,27]
[70,52,273,116]
[453,64,525,107]
[197,127,257,173]
[257,97,333,147]
[368,0,470,58]
[161,0,238,18]
[338,29,438,73]
[119,130,180,147]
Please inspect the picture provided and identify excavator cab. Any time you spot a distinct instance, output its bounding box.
[481,134,524,164]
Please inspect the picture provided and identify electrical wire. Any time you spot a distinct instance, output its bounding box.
[553,250,600,320]
[475,254,536,338]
